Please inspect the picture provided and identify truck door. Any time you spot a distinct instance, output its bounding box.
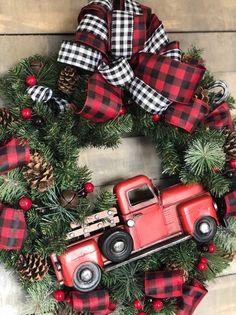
[126,184,169,249]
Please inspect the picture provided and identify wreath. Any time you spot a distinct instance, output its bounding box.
[0,0,236,314]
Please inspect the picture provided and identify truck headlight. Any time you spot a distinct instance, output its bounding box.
[127,219,135,227]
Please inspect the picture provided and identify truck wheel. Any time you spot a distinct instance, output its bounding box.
[99,229,133,263]
[193,216,217,243]
[73,262,101,292]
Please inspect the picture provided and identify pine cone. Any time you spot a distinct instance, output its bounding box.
[222,251,235,262]
[166,264,189,282]
[195,86,209,104]
[16,253,48,282]
[0,108,14,126]
[23,153,54,192]
[58,66,79,95]
[223,130,236,161]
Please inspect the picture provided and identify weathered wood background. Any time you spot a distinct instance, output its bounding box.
[1,1,236,314]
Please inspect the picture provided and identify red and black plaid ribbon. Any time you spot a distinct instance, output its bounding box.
[145,271,207,315]
[0,202,26,250]
[224,190,236,218]
[57,0,205,122]
[67,290,112,314]
[0,138,30,175]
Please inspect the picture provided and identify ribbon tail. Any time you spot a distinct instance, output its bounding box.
[78,72,123,122]
[205,102,234,131]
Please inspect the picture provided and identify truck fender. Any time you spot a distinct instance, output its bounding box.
[178,194,218,236]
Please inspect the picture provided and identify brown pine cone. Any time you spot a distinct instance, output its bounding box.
[16,253,48,282]
[0,108,14,126]
[58,66,79,95]
[195,86,209,104]
[165,264,189,282]
[222,251,235,262]
[223,130,236,161]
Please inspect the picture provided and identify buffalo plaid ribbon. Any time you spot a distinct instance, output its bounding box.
[145,271,207,315]
[224,190,236,218]
[67,290,112,314]
[0,138,30,175]
[0,202,26,250]
[57,0,205,122]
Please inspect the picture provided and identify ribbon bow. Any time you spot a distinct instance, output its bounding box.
[57,0,205,123]
[145,270,207,315]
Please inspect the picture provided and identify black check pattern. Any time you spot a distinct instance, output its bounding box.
[88,0,112,11]
[69,290,110,313]
[26,85,53,102]
[77,14,108,41]
[52,97,70,113]
[125,0,143,15]
[98,58,134,86]
[208,80,229,105]
[160,48,182,61]
[58,41,102,71]
[142,23,169,54]
[111,11,133,59]
[128,77,171,114]
[224,191,236,218]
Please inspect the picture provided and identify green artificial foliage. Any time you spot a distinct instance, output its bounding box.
[0,47,235,315]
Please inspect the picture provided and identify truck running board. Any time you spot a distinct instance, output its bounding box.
[104,235,191,272]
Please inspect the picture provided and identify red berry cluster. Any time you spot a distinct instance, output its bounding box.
[198,243,217,272]
[133,298,164,314]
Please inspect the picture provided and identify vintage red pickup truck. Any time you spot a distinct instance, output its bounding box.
[50,175,218,292]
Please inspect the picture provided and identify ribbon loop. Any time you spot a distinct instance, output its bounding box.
[208,80,229,105]
[27,85,53,103]
[98,58,134,86]
[141,23,169,54]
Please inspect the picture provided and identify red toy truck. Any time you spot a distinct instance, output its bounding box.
[50,175,218,292]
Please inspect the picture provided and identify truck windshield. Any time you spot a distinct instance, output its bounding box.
[128,184,156,206]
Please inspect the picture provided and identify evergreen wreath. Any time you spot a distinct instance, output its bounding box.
[0,0,236,314]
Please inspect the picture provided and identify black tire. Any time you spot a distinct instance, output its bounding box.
[73,262,101,292]
[193,216,217,243]
[99,229,133,263]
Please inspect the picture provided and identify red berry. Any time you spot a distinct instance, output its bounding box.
[137,312,147,315]
[133,299,143,310]
[21,107,33,119]
[109,303,117,311]
[200,257,208,264]
[208,243,216,253]
[152,114,161,122]
[53,290,65,301]
[229,159,236,169]
[152,299,164,310]
[25,75,38,86]
[65,295,72,305]
[83,182,94,193]
[197,261,207,272]
[19,197,32,210]
[119,107,126,116]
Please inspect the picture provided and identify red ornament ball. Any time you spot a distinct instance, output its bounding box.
[21,107,33,119]
[208,243,216,253]
[109,303,117,311]
[152,299,164,310]
[229,159,236,169]
[53,290,65,302]
[200,257,208,264]
[119,107,127,116]
[83,182,95,193]
[152,114,161,122]
[197,261,207,272]
[19,197,32,210]
[25,75,38,86]
[133,299,143,310]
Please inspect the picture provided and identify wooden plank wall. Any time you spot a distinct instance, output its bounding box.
[1,1,236,314]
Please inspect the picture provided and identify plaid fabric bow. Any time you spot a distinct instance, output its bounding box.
[145,271,207,315]
[0,202,26,250]
[67,290,112,314]
[224,190,236,218]
[57,0,205,122]
[26,85,70,114]
[0,138,30,174]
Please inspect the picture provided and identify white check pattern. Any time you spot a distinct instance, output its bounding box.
[111,11,133,59]
[160,49,182,61]
[98,58,134,87]
[77,14,108,41]
[125,0,143,15]
[128,77,172,114]
[142,24,169,54]
[52,97,70,113]
[88,0,112,11]
[208,80,229,105]
[26,86,53,102]
[57,41,102,71]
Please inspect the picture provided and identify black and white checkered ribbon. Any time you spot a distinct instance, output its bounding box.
[208,80,229,105]
[88,0,112,11]
[26,86,70,113]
